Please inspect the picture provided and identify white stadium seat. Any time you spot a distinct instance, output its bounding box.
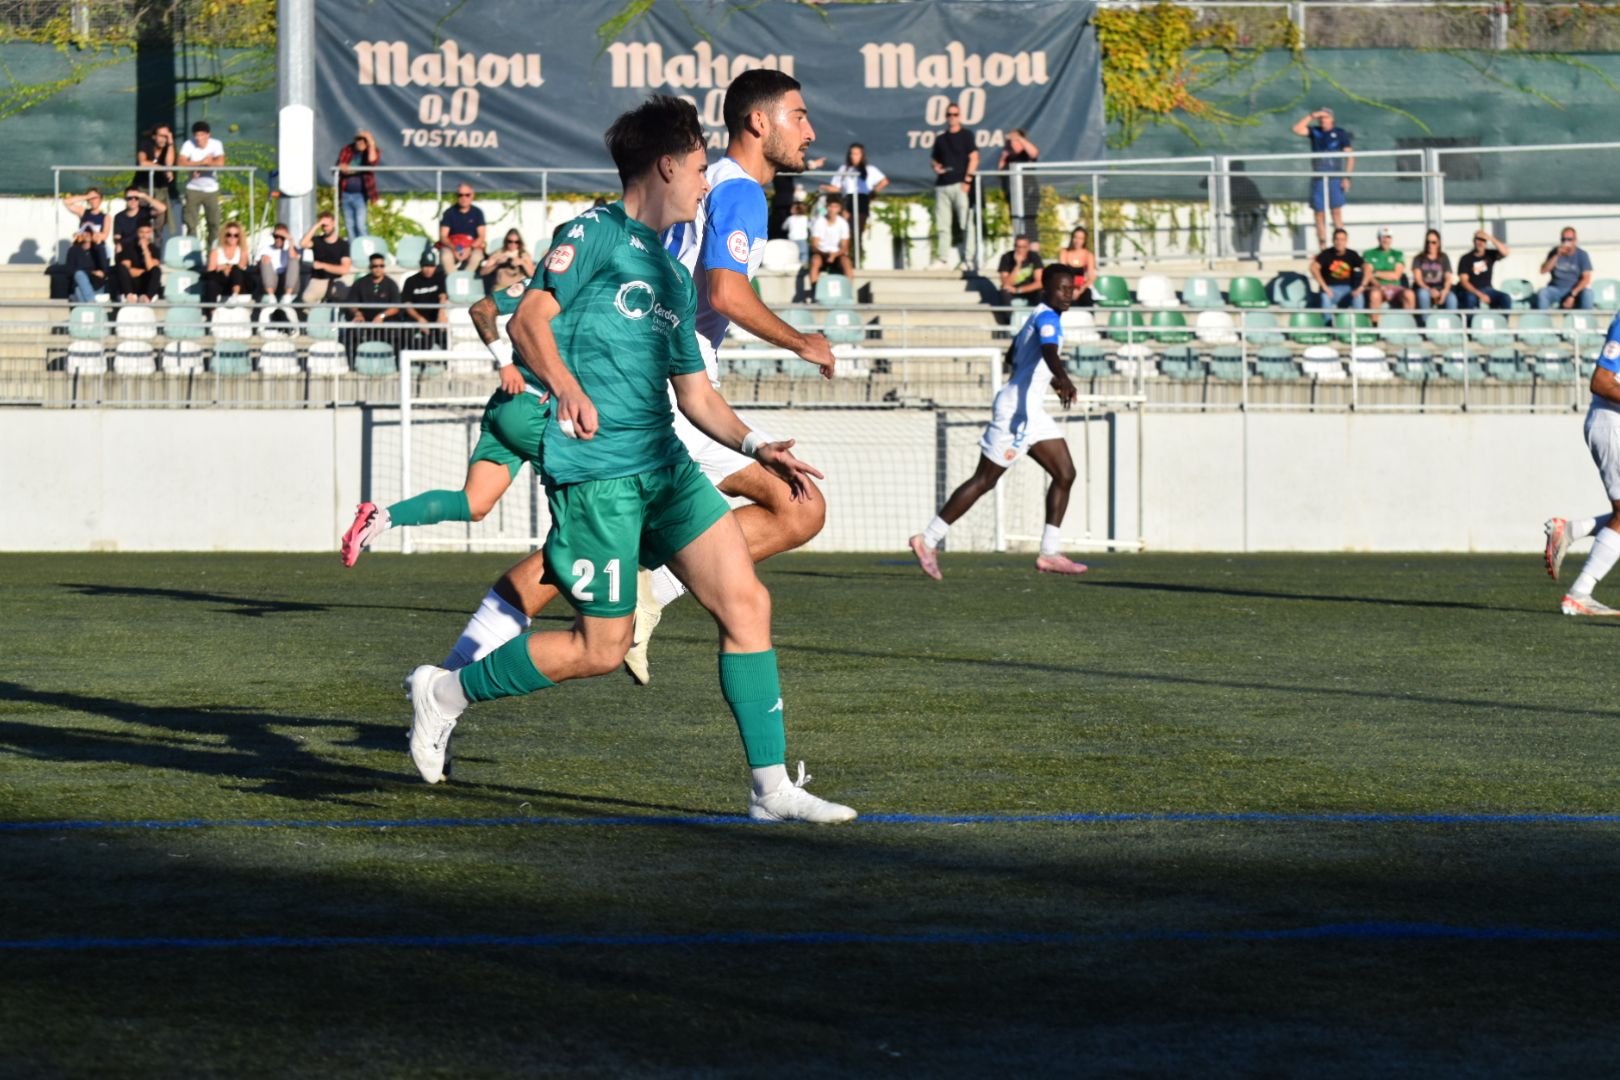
[1110,342,1157,379]
[448,355,495,376]
[112,340,157,375]
[1194,309,1238,345]
[162,340,204,374]
[1059,307,1100,343]
[66,340,106,374]
[211,304,253,341]
[258,339,301,375]
[1348,344,1393,381]
[257,303,297,339]
[448,306,480,349]
[306,341,348,375]
[114,304,158,342]
[1135,274,1179,309]
[761,239,803,273]
[1301,344,1346,381]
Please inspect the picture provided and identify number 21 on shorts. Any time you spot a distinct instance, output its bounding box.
[570,558,621,603]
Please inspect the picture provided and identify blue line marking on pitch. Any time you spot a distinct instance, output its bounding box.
[2,810,1618,833]
[0,923,1613,953]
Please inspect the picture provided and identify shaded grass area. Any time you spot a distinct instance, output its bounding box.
[1,552,1617,1075]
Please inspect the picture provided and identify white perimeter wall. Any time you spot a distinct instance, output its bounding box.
[0,406,1603,553]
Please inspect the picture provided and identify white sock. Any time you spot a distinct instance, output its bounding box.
[1040,524,1063,556]
[752,763,790,796]
[1569,514,1613,541]
[442,589,531,670]
[921,515,949,548]
[649,565,687,608]
[1572,526,1620,597]
[431,668,469,715]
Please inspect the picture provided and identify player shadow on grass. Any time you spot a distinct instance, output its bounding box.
[1080,579,1546,615]
[59,582,474,620]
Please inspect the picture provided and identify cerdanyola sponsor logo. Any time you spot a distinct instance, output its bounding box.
[614,281,681,332]
[354,40,542,150]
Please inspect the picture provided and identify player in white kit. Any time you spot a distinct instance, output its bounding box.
[1543,312,1620,615]
[909,264,1090,580]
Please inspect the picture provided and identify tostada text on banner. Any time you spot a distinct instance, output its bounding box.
[317,0,1103,194]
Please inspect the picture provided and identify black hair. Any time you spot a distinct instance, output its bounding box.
[1043,263,1077,291]
[722,68,802,139]
[604,94,705,185]
[845,142,868,185]
[192,120,210,134]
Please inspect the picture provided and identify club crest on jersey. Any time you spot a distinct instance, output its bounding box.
[503,281,526,298]
[545,245,576,273]
[727,229,750,262]
[1604,341,1620,361]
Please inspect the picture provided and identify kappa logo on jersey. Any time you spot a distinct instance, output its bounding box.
[629,235,647,252]
[545,245,576,273]
[727,229,750,263]
[567,224,586,240]
[1603,341,1620,361]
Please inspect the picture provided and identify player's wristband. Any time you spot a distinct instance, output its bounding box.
[488,339,514,367]
[740,430,777,460]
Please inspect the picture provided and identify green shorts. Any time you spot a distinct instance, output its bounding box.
[543,458,730,618]
[470,390,550,479]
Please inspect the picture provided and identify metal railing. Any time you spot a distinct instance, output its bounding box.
[52,164,263,246]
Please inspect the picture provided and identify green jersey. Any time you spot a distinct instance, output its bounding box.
[1365,247,1404,277]
[529,202,705,486]
[491,278,547,394]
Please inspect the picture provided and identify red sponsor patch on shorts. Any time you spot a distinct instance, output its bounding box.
[545,244,576,273]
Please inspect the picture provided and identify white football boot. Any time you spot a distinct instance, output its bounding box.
[404,664,462,783]
[748,761,857,824]
[622,568,664,686]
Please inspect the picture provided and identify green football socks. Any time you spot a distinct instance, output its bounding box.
[458,634,555,703]
[719,649,787,768]
[388,490,472,527]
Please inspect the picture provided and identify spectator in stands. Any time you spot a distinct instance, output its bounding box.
[113,222,163,303]
[1310,227,1368,312]
[929,104,978,269]
[1365,227,1413,312]
[770,156,823,241]
[823,143,888,244]
[807,196,852,298]
[337,129,381,239]
[300,211,352,303]
[345,251,403,360]
[135,124,178,233]
[438,184,487,271]
[1457,230,1511,310]
[398,248,448,350]
[64,224,109,302]
[477,228,535,297]
[179,120,226,252]
[784,201,811,266]
[1291,107,1353,250]
[255,223,301,304]
[1536,226,1594,310]
[1410,229,1456,311]
[998,128,1041,246]
[201,220,250,306]
[1055,226,1096,306]
[62,189,110,249]
[110,188,167,254]
[998,234,1044,307]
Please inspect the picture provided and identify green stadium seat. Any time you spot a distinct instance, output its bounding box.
[1425,311,1465,348]
[1377,310,1421,349]
[728,356,779,377]
[1393,347,1433,381]
[1268,271,1310,308]
[393,235,429,270]
[1516,312,1558,349]
[1150,310,1193,344]
[1158,344,1201,380]
[1332,310,1374,343]
[351,236,390,267]
[444,271,480,304]
[783,306,817,331]
[1590,278,1620,309]
[1471,310,1512,347]
[815,275,854,305]
[355,341,397,376]
[1486,346,1531,382]
[1181,276,1222,309]
[162,235,203,271]
[1242,310,1284,346]
[1068,344,1111,379]
[822,306,864,344]
[211,340,252,375]
[1091,275,1131,308]
[304,304,340,341]
[163,305,206,340]
[1105,308,1146,344]
[1287,310,1332,345]
[164,269,201,300]
[1500,278,1534,308]
[1535,349,1576,383]
[1437,354,1486,382]
[1206,345,1245,381]
[69,304,110,340]
[1254,345,1297,380]
[1227,276,1268,309]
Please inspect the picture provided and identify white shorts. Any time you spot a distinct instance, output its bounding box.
[979,389,1062,466]
[1585,405,1620,501]
[673,402,754,487]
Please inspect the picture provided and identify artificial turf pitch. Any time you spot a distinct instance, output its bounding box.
[2,551,1617,1075]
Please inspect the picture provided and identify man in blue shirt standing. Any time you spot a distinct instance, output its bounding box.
[1292,107,1353,251]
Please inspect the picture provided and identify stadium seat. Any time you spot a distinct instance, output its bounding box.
[1288,311,1332,345]
[69,304,110,340]
[1332,310,1374,343]
[1300,344,1345,381]
[162,236,202,271]
[1109,342,1156,379]
[211,304,253,341]
[1593,279,1620,309]
[448,305,480,348]
[447,354,493,377]
[1008,303,1032,336]
[306,340,348,375]
[1150,309,1192,344]
[351,236,390,267]
[1534,348,1576,383]
[112,339,157,375]
[1437,353,1486,382]
[1194,309,1237,345]
[161,340,204,373]
[1471,310,1512,347]
[1500,278,1534,308]
[1135,274,1178,309]
[258,339,301,375]
[163,305,206,340]
[355,341,397,376]
[728,356,779,377]
[1254,345,1297,380]
[305,305,340,341]
[1424,311,1465,348]
[393,235,429,270]
[1242,309,1284,346]
[815,275,854,305]
[823,306,864,345]
[211,340,253,375]
[1091,275,1131,308]
[1182,276,1222,309]
[1105,308,1146,344]
[1059,307,1100,343]
[1268,271,1311,308]
[1516,312,1558,349]
[444,271,480,305]
[164,269,201,300]
[1206,346,1245,382]
[1347,344,1392,381]
[65,339,106,374]
[1393,346,1433,381]
[1227,276,1268,309]
[783,306,817,332]
[1068,344,1111,379]
[761,239,802,272]
[1486,346,1531,382]
[1158,345,1201,381]
[114,304,158,342]
[1377,311,1421,349]
[257,304,297,339]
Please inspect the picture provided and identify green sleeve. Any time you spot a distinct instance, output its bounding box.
[668,260,706,377]
[536,213,616,310]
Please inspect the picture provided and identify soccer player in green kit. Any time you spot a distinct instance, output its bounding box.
[404,95,856,823]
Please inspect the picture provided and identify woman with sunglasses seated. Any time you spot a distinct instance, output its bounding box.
[476,228,536,297]
[202,219,251,306]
